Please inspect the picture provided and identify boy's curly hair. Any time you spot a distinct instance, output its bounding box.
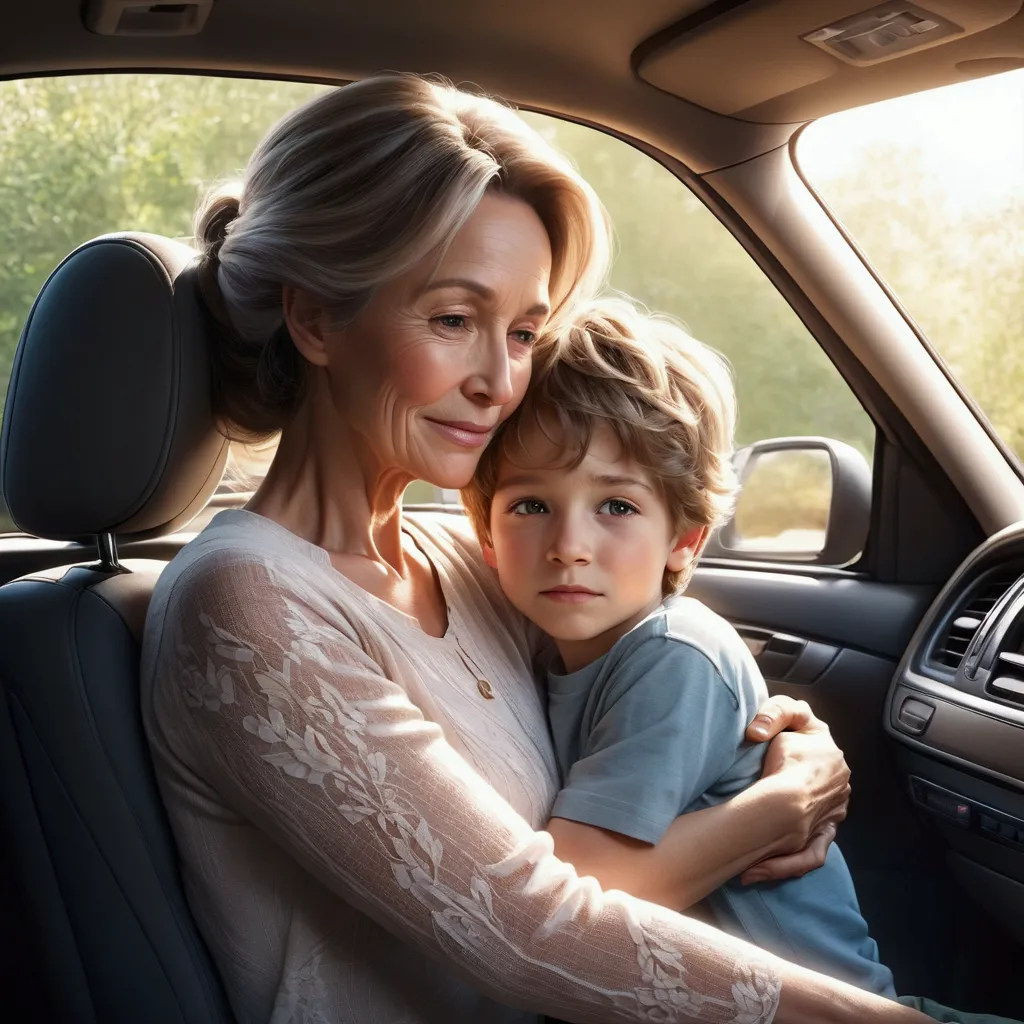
[461,297,739,594]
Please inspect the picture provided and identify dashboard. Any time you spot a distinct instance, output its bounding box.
[887,523,1024,943]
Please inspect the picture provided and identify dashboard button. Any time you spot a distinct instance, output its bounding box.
[897,697,936,736]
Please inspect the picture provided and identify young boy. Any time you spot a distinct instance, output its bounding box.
[462,297,896,997]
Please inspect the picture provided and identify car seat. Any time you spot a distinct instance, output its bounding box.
[0,234,235,1023]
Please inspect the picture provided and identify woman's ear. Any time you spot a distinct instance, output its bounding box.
[665,525,709,574]
[282,285,332,368]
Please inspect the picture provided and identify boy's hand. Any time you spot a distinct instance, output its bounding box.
[741,696,851,884]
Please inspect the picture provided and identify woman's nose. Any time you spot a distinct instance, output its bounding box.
[466,333,515,407]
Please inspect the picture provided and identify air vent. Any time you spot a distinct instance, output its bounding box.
[932,573,1018,670]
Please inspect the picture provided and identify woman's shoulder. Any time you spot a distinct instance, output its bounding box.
[144,509,333,654]
[403,508,526,632]
[155,508,307,590]
[403,508,487,575]
[404,506,478,545]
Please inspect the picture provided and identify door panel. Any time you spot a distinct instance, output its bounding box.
[690,567,935,660]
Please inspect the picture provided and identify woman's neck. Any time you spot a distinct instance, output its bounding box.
[244,407,414,574]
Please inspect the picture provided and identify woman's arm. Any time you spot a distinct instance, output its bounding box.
[546,696,848,909]
[775,962,925,1024]
[741,695,851,884]
[150,555,917,1024]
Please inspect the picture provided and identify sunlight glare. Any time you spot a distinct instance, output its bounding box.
[800,68,1024,212]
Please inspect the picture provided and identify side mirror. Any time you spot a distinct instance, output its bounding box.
[704,436,871,566]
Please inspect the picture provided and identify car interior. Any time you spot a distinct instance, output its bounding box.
[1,1,1024,1021]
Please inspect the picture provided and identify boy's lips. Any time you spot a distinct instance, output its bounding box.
[540,585,602,603]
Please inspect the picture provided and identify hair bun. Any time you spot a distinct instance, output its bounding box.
[196,190,241,260]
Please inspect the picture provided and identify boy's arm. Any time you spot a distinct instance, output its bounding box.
[546,638,775,909]
[547,787,799,910]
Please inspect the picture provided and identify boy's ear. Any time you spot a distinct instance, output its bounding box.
[666,525,709,574]
[481,541,498,569]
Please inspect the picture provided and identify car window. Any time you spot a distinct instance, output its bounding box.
[0,73,875,548]
[798,69,1024,462]
[520,113,874,464]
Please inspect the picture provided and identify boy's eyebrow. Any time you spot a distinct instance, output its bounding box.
[422,278,550,317]
[590,473,656,494]
[494,471,656,494]
[493,472,546,490]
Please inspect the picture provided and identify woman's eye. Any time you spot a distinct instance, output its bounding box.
[510,329,537,346]
[509,498,548,515]
[435,314,467,330]
[598,499,639,517]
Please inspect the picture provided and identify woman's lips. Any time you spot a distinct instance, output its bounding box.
[427,419,494,448]
[540,586,601,604]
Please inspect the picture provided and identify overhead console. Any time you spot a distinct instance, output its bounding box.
[634,0,1024,123]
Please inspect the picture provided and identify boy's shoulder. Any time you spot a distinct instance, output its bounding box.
[607,597,765,705]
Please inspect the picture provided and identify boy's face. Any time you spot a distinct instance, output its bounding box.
[482,417,706,671]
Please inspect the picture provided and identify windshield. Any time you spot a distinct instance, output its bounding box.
[798,69,1024,458]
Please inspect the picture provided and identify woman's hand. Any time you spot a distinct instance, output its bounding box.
[740,695,851,885]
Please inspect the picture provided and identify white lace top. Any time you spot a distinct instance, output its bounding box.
[141,508,782,1024]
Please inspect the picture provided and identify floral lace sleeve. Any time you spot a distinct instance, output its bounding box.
[153,552,782,1024]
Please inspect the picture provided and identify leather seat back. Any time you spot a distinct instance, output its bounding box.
[0,234,233,1023]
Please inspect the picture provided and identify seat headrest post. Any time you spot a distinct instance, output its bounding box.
[95,532,125,574]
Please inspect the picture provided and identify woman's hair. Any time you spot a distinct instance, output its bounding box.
[462,297,739,595]
[194,72,610,440]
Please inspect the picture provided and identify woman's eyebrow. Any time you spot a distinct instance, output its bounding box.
[421,278,550,316]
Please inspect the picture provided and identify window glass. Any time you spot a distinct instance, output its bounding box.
[521,113,874,463]
[0,74,874,540]
[798,69,1024,459]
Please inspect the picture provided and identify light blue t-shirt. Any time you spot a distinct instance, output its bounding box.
[546,597,896,997]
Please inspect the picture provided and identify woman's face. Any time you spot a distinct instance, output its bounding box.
[320,192,553,490]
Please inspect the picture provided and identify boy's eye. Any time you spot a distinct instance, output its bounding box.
[509,498,548,515]
[598,499,639,517]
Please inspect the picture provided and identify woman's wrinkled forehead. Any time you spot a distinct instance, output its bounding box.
[412,193,553,310]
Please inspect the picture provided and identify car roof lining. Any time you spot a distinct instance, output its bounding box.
[638,0,1024,122]
[4,0,1022,174]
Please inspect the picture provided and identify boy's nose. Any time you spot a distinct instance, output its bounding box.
[546,522,592,565]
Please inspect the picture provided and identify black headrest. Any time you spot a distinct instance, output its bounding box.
[0,233,228,541]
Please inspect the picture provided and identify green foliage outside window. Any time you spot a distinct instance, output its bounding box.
[800,69,1024,458]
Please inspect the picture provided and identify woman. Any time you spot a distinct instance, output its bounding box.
[141,72,945,1023]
